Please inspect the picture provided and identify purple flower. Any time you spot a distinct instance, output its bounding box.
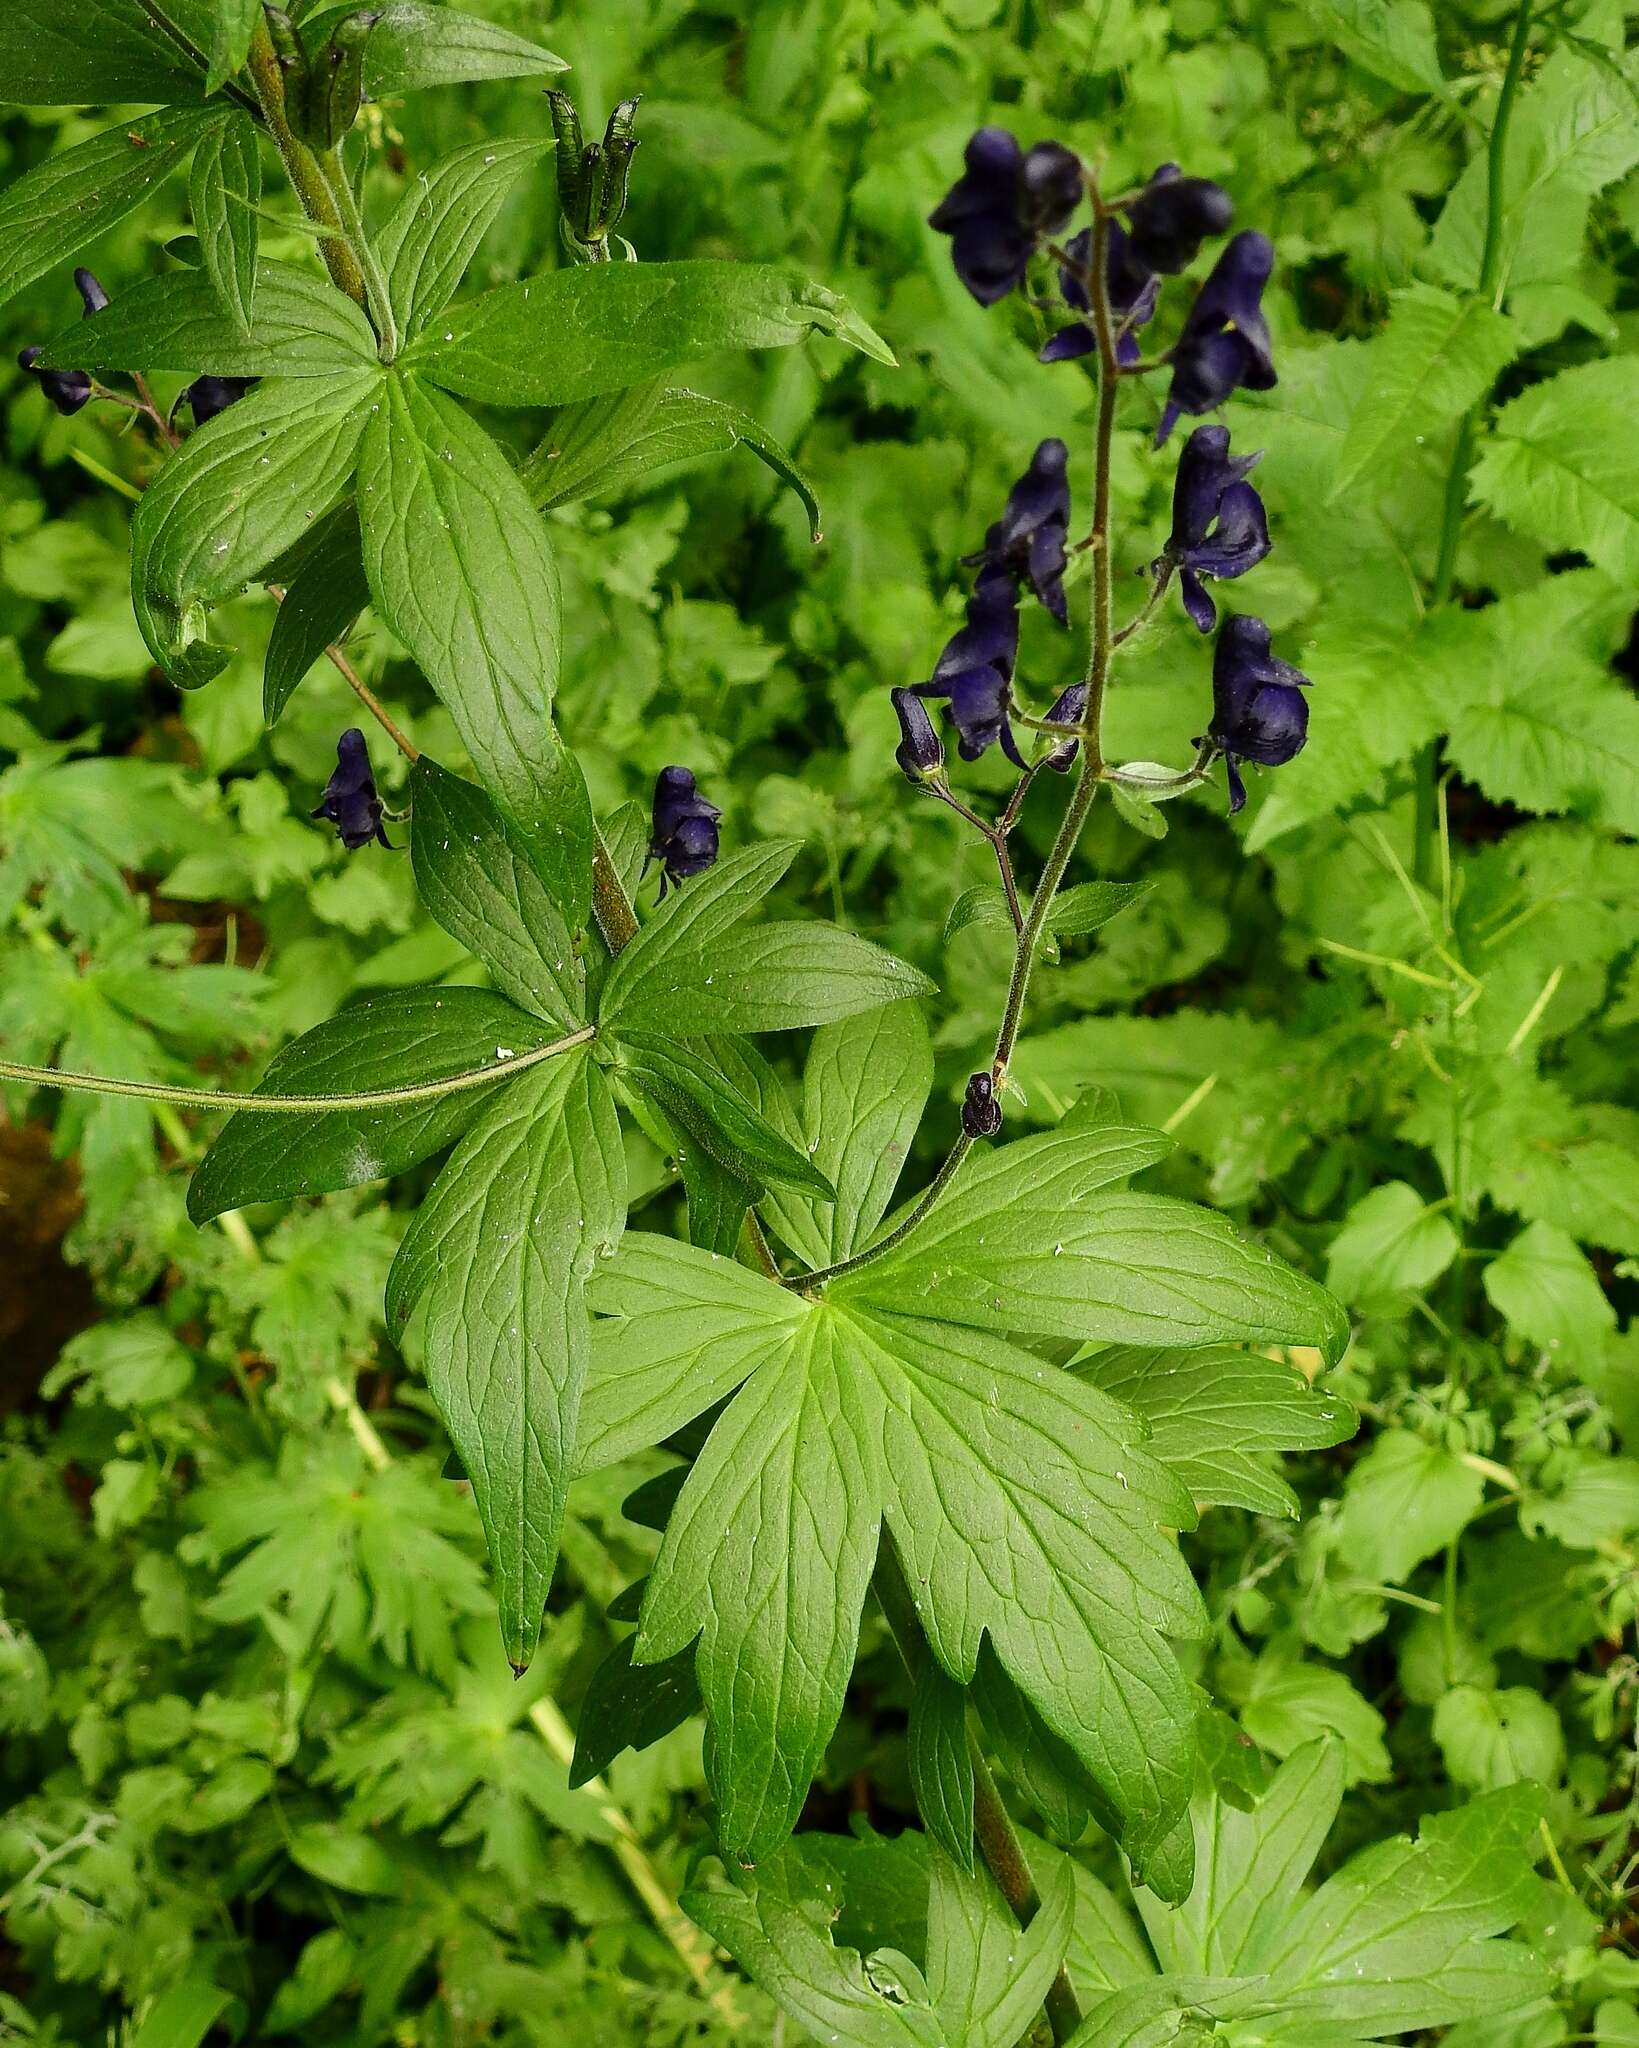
[1161,425,1270,633]
[961,1071,1003,1139]
[930,126,1084,306]
[73,268,110,316]
[1123,164,1233,275]
[890,686,945,782]
[1042,681,1087,772]
[184,375,258,425]
[17,347,90,417]
[649,765,721,896]
[1040,222,1160,367]
[1200,614,1311,813]
[1155,231,1277,446]
[965,438,1072,622]
[913,575,1024,768]
[312,729,391,850]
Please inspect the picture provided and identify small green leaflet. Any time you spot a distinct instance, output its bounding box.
[36,263,380,377]
[357,373,593,919]
[0,106,220,311]
[685,1843,1074,2048]
[204,0,259,94]
[405,259,894,408]
[374,138,554,341]
[189,111,261,330]
[1470,358,1639,583]
[387,1052,625,1672]
[188,985,568,1222]
[130,371,379,689]
[1292,0,1444,96]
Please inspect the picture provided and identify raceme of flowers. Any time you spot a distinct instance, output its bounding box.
[919,133,1310,816]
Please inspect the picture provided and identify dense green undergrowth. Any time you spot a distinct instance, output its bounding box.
[1,1,1637,2043]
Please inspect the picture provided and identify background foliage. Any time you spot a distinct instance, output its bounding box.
[1,0,1637,2042]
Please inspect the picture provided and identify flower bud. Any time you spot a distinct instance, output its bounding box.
[183,375,258,426]
[890,686,944,783]
[1123,164,1233,275]
[18,347,91,417]
[312,729,391,850]
[73,268,110,316]
[649,765,721,897]
[1042,682,1086,772]
[961,1071,1003,1140]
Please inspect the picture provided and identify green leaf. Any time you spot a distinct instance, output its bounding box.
[525,383,824,541]
[188,111,261,329]
[303,0,567,93]
[375,138,553,340]
[1048,879,1154,938]
[1247,1785,1550,2033]
[1325,1180,1460,1307]
[618,1033,836,1201]
[1335,1428,1485,1584]
[1483,1219,1616,1364]
[1142,1737,1343,1978]
[839,1124,1349,1362]
[36,262,380,376]
[0,0,211,103]
[1234,1647,1390,1784]
[1328,285,1518,502]
[1434,1686,1565,1794]
[408,757,583,1028]
[357,373,592,918]
[923,1850,1075,2048]
[598,840,798,1027]
[761,1002,932,1270]
[127,1977,235,2048]
[130,371,378,688]
[0,106,220,312]
[907,1659,975,1872]
[1293,0,1444,95]
[611,919,935,1036]
[1078,1346,1356,1518]
[263,510,368,723]
[187,986,563,1222]
[568,1633,702,1787]
[580,1231,810,1472]
[627,1265,1206,1873]
[204,0,259,93]
[386,1054,624,1670]
[1470,358,1639,583]
[406,259,895,408]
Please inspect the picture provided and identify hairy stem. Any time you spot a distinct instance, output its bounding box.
[0,1027,594,1113]
[313,143,399,358]
[1413,0,1533,886]
[246,16,366,306]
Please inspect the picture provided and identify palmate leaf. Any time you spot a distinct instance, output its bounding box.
[579,1022,1346,1886]
[684,1842,1074,2048]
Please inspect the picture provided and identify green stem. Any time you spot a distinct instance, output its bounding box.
[246,16,366,306]
[313,144,399,358]
[0,1027,594,1113]
[1412,0,1534,886]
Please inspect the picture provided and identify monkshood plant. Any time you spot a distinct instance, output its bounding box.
[0,5,1563,2043]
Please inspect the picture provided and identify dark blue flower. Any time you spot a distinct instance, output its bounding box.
[1199,614,1310,813]
[961,1070,1003,1138]
[1155,231,1277,446]
[890,686,945,782]
[73,267,110,316]
[312,728,391,849]
[1161,424,1270,633]
[649,764,721,896]
[17,346,90,416]
[930,127,1084,306]
[1042,680,1087,772]
[913,574,1024,768]
[1040,222,1160,367]
[184,375,258,425]
[965,438,1072,622]
[1124,164,1234,275]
